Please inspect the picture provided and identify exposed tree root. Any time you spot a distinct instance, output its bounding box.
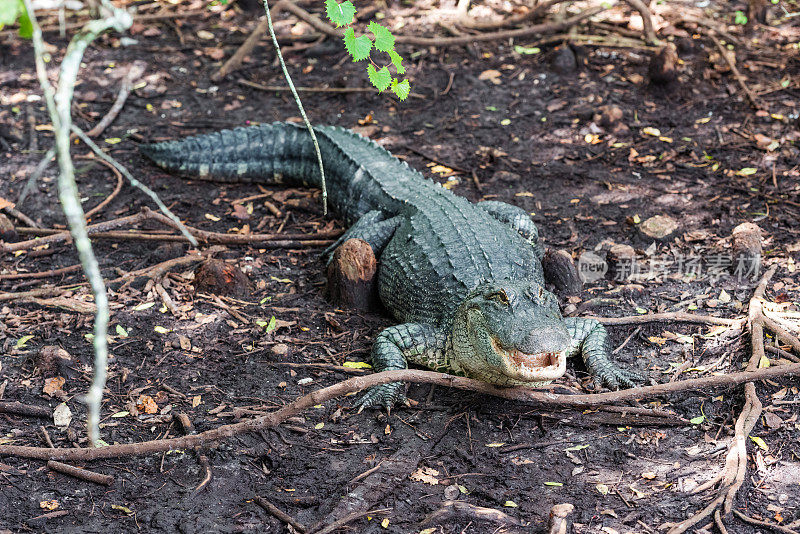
[665,265,790,534]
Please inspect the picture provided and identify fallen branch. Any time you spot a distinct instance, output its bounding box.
[712,38,763,110]
[3,207,341,253]
[591,311,743,327]
[0,401,51,418]
[1,363,798,462]
[47,460,114,485]
[254,496,307,532]
[78,154,124,220]
[216,1,605,81]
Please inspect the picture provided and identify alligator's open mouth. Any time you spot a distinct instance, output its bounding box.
[490,337,567,381]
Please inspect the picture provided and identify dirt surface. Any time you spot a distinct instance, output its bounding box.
[1,1,800,532]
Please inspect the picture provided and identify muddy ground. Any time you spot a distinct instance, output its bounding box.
[1,1,799,532]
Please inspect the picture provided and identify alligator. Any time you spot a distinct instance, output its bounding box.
[140,122,643,409]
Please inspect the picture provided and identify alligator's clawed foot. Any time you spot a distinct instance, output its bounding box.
[353,382,407,413]
[594,365,647,390]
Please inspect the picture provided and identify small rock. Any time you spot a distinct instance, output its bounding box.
[648,43,679,85]
[443,484,461,500]
[606,244,637,282]
[271,343,289,357]
[778,493,789,504]
[0,214,17,242]
[594,105,624,130]
[550,45,577,75]
[639,215,679,241]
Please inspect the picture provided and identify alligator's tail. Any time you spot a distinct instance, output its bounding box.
[140,121,415,222]
[139,121,330,187]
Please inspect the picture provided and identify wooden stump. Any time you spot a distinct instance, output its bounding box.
[731,222,762,281]
[0,214,17,242]
[548,503,575,534]
[542,249,582,295]
[606,243,638,282]
[648,43,679,85]
[325,238,378,311]
[194,259,251,297]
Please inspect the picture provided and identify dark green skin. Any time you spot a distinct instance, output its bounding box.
[140,122,642,408]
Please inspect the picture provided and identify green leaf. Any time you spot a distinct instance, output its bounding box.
[390,78,410,100]
[734,10,748,25]
[690,415,705,424]
[736,167,758,176]
[343,27,372,61]
[368,20,394,52]
[16,0,31,38]
[16,334,33,348]
[514,45,541,55]
[750,435,768,451]
[367,65,391,92]
[544,481,563,486]
[0,0,20,26]
[256,315,278,333]
[324,0,356,27]
[115,325,128,338]
[387,49,405,74]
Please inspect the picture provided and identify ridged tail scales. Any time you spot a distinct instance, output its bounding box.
[139,122,409,223]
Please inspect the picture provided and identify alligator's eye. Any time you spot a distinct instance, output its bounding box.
[487,290,510,305]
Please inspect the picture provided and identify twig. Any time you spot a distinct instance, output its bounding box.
[253,496,307,532]
[1,363,799,462]
[238,78,425,99]
[279,0,606,46]
[40,426,55,448]
[421,500,526,527]
[460,0,568,30]
[712,39,763,110]
[23,0,132,446]
[311,509,392,534]
[264,0,327,215]
[213,1,287,81]
[85,64,143,137]
[732,510,800,534]
[765,344,800,363]
[1,205,40,228]
[47,460,114,485]
[71,126,198,246]
[592,311,744,327]
[621,0,658,44]
[78,154,124,220]
[17,146,56,207]
[174,413,213,494]
[0,401,51,418]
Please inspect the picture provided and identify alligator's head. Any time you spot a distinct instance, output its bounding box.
[451,280,570,386]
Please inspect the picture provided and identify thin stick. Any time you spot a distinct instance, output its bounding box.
[592,311,744,327]
[253,496,307,532]
[1,205,40,228]
[80,154,124,219]
[23,0,132,447]
[85,63,142,137]
[47,460,114,485]
[0,264,83,281]
[1,363,798,462]
[263,0,327,215]
[238,78,424,98]
[17,146,56,207]
[0,401,51,418]
[71,125,197,246]
[712,39,763,110]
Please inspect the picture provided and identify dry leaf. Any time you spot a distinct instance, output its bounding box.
[136,395,158,414]
[410,466,440,485]
[43,376,65,396]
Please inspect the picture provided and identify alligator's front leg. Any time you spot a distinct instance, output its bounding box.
[323,210,402,262]
[354,323,449,411]
[563,317,645,389]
